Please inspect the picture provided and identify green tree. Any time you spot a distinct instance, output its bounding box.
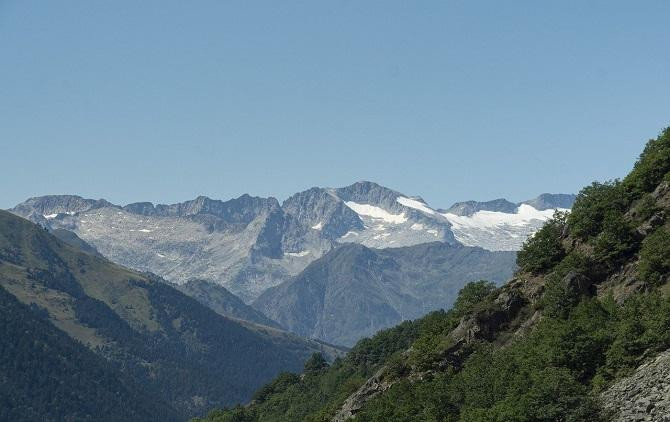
[452,280,497,315]
[569,181,627,239]
[623,127,670,199]
[517,211,568,274]
[638,227,670,285]
[304,353,329,373]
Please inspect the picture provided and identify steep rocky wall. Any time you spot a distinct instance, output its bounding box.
[601,349,670,422]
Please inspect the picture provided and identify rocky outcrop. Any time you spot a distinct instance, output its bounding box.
[522,193,577,211]
[331,283,529,420]
[601,349,670,422]
[332,367,393,422]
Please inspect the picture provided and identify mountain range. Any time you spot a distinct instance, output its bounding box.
[10,183,573,301]
[9,183,573,345]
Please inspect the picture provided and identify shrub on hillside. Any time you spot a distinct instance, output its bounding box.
[517,211,568,274]
[569,181,627,240]
[592,210,636,270]
[623,127,670,200]
[638,227,670,286]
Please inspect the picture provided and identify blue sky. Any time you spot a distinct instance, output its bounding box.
[1,1,669,209]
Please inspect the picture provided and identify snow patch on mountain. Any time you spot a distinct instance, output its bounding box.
[442,204,569,251]
[344,201,408,224]
[285,250,311,257]
[396,197,436,215]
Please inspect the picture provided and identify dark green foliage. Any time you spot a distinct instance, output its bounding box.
[385,351,411,379]
[601,293,670,381]
[197,407,256,422]
[541,275,586,320]
[358,293,670,421]
[347,319,421,369]
[638,227,670,285]
[252,373,301,403]
[517,212,568,274]
[622,127,670,200]
[304,353,329,373]
[452,280,497,315]
[409,281,497,370]
[0,286,178,422]
[569,181,628,240]
[591,209,636,269]
[555,129,670,277]
[632,193,660,223]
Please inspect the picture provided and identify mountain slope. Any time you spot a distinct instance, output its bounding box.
[0,285,177,422]
[253,242,516,346]
[174,278,283,329]
[0,210,325,417]
[194,126,670,422]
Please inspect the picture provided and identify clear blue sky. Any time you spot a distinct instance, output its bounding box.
[1,1,669,209]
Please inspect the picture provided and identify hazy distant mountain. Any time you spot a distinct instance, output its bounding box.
[174,278,283,329]
[10,183,573,303]
[253,242,517,346]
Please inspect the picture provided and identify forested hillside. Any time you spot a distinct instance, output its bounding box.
[0,286,177,422]
[194,127,670,421]
[0,210,325,419]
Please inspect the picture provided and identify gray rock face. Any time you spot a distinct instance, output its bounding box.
[522,193,576,211]
[253,242,517,346]
[12,195,114,218]
[9,183,570,304]
[282,187,364,240]
[601,349,670,422]
[442,198,518,216]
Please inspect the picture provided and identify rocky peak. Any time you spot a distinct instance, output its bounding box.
[442,198,518,216]
[334,181,402,208]
[11,195,114,217]
[522,193,576,210]
[282,187,364,239]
